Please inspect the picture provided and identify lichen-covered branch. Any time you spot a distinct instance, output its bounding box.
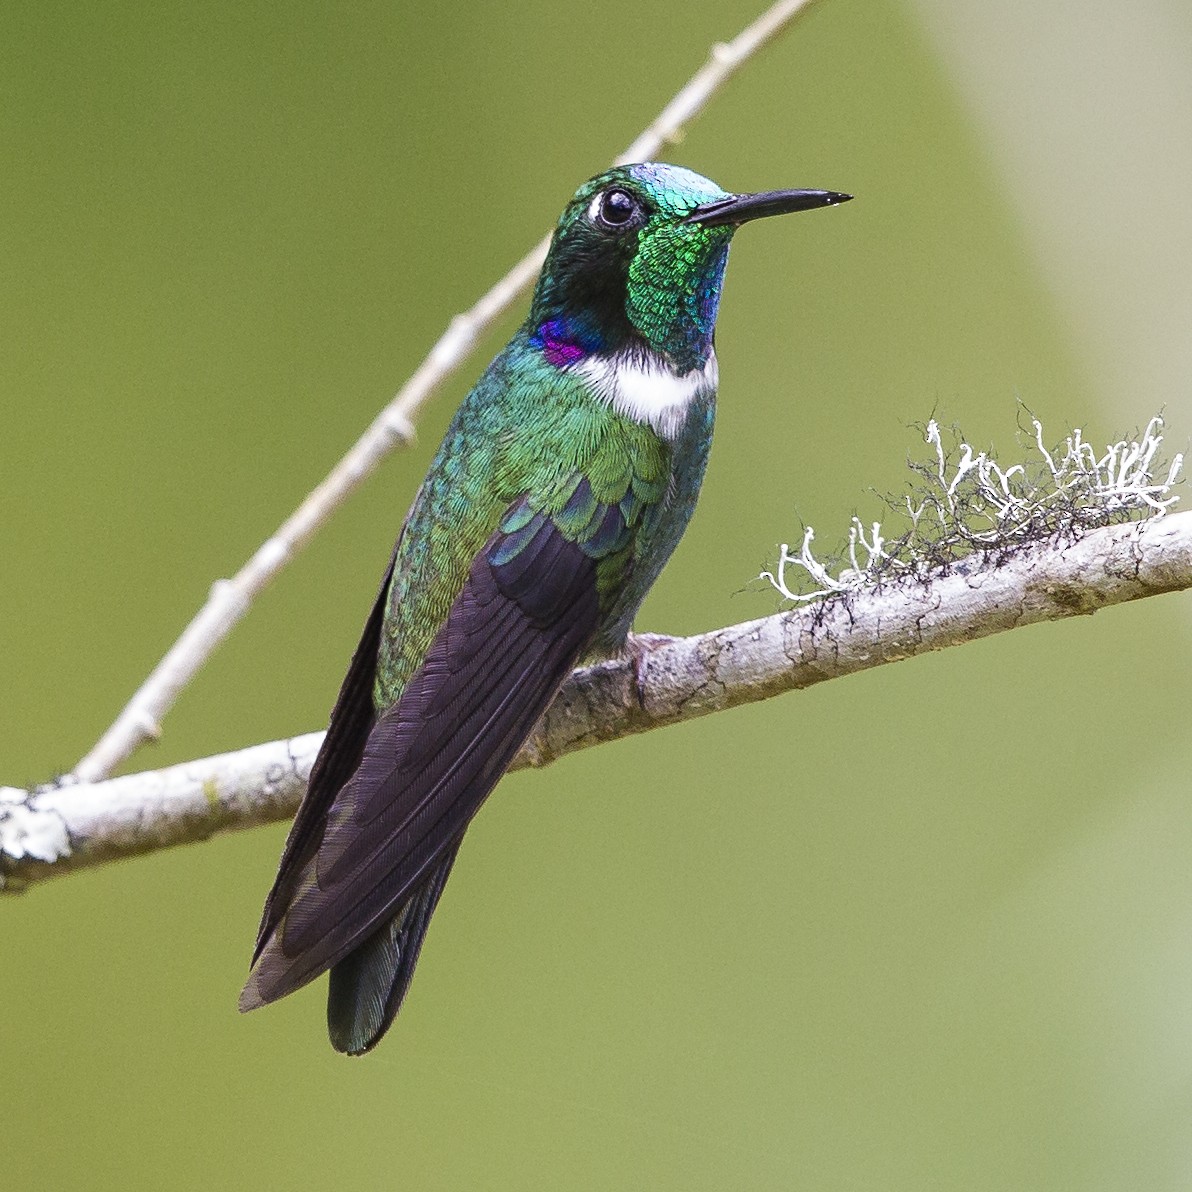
[762,415,1184,601]
[6,506,1191,892]
[69,0,827,787]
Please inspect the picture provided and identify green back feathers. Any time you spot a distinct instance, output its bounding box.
[374,340,670,709]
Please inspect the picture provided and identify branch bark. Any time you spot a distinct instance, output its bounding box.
[6,508,1189,892]
[70,0,828,786]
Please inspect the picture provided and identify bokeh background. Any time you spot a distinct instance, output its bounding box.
[5,1,1192,1188]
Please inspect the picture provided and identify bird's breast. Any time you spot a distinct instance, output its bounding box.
[572,349,718,441]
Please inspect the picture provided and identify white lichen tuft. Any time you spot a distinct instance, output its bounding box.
[761,519,894,603]
[762,414,1183,604]
[0,787,71,887]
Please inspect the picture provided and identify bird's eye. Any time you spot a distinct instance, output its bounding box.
[591,188,639,229]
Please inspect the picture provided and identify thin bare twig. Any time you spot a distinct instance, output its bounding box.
[10,506,1191,890]
[70,0,828,785]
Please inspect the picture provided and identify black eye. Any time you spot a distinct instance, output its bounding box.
[594,188,638,228]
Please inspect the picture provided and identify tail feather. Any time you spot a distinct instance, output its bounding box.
[326,839,463,1055]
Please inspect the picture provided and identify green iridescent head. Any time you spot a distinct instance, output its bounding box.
[529,163,850,373]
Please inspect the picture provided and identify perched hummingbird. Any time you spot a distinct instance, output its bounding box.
[240,163,850,1054]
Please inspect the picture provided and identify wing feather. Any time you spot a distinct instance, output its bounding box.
[249,552,397,965]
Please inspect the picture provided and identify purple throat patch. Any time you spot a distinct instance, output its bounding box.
[535,320,587,367]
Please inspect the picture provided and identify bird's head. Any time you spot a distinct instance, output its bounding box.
[529,162,850,373]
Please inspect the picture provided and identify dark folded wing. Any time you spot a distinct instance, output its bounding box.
[249,553,397,965]
[242,507,600,1007]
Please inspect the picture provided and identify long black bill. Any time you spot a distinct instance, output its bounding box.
[685,188,852,228]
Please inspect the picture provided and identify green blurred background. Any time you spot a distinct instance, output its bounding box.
[5,1,1192,1188]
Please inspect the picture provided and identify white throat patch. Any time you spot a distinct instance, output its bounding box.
[574,351,718,440]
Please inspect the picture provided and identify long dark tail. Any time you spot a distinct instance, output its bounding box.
[326,840,463,1055]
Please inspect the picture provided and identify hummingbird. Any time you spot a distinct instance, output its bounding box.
[240,162,850,1054]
